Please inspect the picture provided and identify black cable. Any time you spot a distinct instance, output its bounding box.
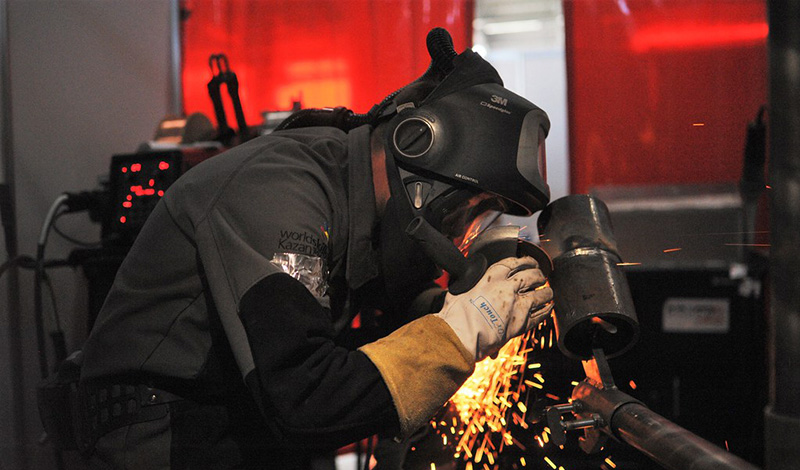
[41,270,61,334]
[35,193,69,377]
[0,255,72,281]
[41,270,67,362]
[0,254,32,278]
[362,436,374,470]
[52,212,101,248]
[35,243,50,377]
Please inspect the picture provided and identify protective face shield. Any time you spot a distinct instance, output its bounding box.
[375,29,551,293]
[441,193,506,244]
[386,82,551,218]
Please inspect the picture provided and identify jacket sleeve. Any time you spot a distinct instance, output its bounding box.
[240,272,399,449]
[240,272,475,447]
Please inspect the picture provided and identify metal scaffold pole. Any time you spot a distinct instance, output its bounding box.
[0,0,27,466]
[766,1,800,468]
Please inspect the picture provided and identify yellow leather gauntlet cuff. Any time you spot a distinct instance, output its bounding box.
[359,314,475,437]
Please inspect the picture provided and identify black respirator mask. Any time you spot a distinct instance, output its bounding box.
[378,30,551,294]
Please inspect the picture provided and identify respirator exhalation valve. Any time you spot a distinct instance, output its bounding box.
[393,117,435,159]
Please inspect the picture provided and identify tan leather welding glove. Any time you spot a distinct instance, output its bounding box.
[359,256,553,437]
[435,256,554,362]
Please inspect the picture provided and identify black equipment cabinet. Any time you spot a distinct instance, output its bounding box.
[609,266,767,466]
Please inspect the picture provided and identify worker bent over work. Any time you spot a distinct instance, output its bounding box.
[78,28,554,469]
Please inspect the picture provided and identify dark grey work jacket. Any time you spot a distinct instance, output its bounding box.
[80,125,400,469]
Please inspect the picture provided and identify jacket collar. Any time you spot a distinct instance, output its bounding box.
[345,125,380,290]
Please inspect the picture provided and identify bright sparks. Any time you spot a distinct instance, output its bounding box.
[436,317,577,469]
[439,324,542,468]
[424,314,616,469]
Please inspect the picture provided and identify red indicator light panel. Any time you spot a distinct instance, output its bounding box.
[105,150,183,244]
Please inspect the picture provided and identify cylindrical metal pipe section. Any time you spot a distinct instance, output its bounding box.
[537,195,639,359]
[168,0,183,116]
[537,194,621,259]
[766,1,800,469]
[573,380,759,469]
[549,249,638,359]
[612,403,760,470]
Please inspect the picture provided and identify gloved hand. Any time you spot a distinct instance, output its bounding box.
[434,256,553,362]
[358,256,552,436]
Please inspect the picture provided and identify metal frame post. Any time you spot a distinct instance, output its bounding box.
[0,0,26,466]
[766,1,800,468]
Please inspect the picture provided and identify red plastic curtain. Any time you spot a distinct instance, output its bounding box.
[564,0,767,193]
[181,0,474,126]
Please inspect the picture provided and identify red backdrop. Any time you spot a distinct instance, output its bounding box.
[564,0,767,193]
[181,0,474,127]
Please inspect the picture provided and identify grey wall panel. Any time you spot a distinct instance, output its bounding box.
[1,1,170,467]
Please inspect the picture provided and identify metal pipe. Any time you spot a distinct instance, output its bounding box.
[168,0,183,116]
[612,403,760,470]
[572,380,759,470]
[0,0,27,464]
[766,1,800,468]
[537,195,639,359]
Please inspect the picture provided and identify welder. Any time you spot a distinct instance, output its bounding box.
[78,28,554,469]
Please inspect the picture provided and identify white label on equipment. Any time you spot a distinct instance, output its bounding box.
[662,298,730,334]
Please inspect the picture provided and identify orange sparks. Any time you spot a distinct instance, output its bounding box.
[617,262,642,266]
[605,457,617,468]
[629,380,637,390]
[725,440,730,451]
[445,328,547,465]
[692,122,705,127]
[544,456,558,469]
[441,324,566,467]
[520,457,527,466]
[663,248,682,253]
